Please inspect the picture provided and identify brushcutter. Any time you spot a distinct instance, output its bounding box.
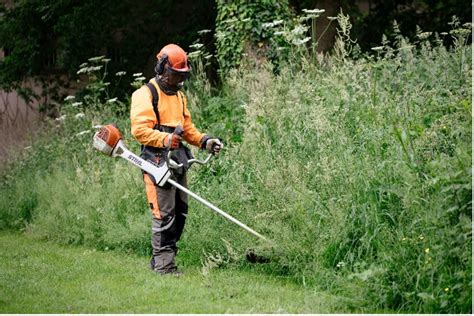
[92,124,270,243]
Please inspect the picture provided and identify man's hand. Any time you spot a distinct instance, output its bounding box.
[206,138,223,154]
[166,133,182,149]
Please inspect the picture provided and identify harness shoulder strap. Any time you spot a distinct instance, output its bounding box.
[145,82,160,126]
[178,91,185,117]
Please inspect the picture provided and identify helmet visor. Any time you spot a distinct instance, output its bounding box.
[164,65,191,86]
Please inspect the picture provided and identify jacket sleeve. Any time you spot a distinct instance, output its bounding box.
[181,93,207,148]
[130,86,168,148]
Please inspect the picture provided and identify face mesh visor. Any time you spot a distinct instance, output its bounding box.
[165,66,190,85]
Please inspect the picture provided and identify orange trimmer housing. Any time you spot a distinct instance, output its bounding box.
[93,124,123,156]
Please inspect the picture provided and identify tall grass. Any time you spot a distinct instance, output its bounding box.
[0,19,471,312]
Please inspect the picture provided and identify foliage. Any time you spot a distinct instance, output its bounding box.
[0,0,215,110]
[203,17,471,312]
[214,0,293,76]
[0,16,471,313]
[345,0,472,51]
[214,0,471,76]
[213,1,334,75]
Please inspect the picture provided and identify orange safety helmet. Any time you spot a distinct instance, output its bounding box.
[155,44,191,74]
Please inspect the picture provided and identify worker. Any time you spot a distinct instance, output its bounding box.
[130,44,222,275]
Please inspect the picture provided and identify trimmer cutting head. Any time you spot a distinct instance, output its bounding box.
[92,124,123,156]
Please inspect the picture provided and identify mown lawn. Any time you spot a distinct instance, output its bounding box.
[0,231,340,313]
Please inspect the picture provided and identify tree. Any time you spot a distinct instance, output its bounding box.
[0,0,216,106]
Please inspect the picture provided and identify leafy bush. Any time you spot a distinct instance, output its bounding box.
[214,0,330,76]
[0,16,471,313]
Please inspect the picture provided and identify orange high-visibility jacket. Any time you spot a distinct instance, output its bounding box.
[130,79,205,148]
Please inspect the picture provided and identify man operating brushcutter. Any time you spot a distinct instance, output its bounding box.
[130,44,222,275]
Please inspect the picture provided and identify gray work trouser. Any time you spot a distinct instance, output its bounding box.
[143,172,188,273]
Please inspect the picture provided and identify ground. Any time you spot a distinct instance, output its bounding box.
[0,231,340,313]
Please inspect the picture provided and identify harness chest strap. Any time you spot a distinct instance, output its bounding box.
[142,83,194,175]
[145,82,186,131]
[145,82,209,150]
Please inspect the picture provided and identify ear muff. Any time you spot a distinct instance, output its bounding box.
[155,53,168,75]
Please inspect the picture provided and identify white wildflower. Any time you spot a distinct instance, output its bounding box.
[71,102,83,107]
[336,261,345,268]
[134,76,146,81]
[371,46,384,52]
[302,8,325,14]
[298,16,311,22]
[188,51,201,58]
[77,68,88,75]
[132,72,143,77]
[262,22,274,28]
[79,62,88,68]
[64,95,75,101]
[88,56,105,62]
[272,20,284,26]
[189,43,204,49]
[55,115,66,121]
[327,16,337,21]
[417,32,432,40]
[291,25,308,35]
[115,71,126,76]
[306,14,321,19]
[197,29,211,35]
[92,125,103,129]
[75,130,90,136]
[399,44,414,50]
[89,66,103,72]
[75,113,85,119]
[293,37,311,45]
[107,98,118,103]
[274,31,285,36]
[101,58,111,63]
[263,20,283,28]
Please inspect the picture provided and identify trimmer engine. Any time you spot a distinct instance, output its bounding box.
[93,124,122,156]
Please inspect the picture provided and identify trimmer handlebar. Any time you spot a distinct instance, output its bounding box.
[166,125,213,170]
[166,151,213,169]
